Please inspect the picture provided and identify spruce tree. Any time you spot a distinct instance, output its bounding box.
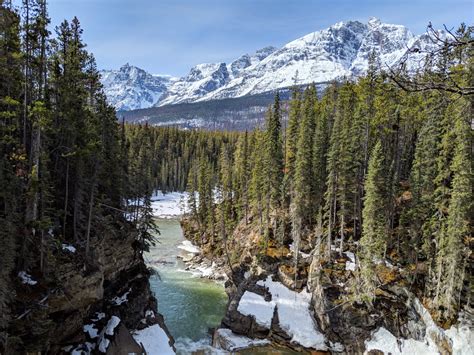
[359,141,387,300]
[234,131,250,223]
[285,88,302,188]
[293,86,316,228]
[265,92,284,209]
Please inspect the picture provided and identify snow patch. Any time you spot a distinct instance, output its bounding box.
[18,271,37,285]
[446,322,474,355]
[133,324,175,355]
[344,251,357,271]
[104,316,121,335]
[365,300,474,355]
[92,312,106,322]
[62,244,76,253]
[111,289,131,306]
[151,190,188,218]
[97,316,121,353]
[145,310,155,318]
[215,328,271,351]
[237,291,275,328]
[98,337,110,353]
[83,324,99,339]
[364,327,437,355]
[257,276,327,350]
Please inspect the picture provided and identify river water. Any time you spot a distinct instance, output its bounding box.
[145,218,299,355]
[146,219,228,353]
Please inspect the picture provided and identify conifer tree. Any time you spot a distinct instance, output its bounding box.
[0,1,22,345]
[293,86,316,229]
[265,92,284,209]
[249,129,267,235]
[359,141,387,300]
[285,88,302,188]
[438,112,472,320]
[431,101,472,321]
[312,85,334,214]
[234,131,250,224]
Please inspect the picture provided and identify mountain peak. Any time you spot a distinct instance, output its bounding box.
[368,17,382,28]
[101,18,435,110]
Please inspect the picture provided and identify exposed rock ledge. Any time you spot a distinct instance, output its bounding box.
[181,215,473,355]
[10,228,174,354]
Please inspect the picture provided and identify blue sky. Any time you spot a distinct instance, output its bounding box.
[46,0,473,76]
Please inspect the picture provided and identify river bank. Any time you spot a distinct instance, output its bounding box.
[144,191,303,354]
[180,209,474,355]
[146,218,228,354]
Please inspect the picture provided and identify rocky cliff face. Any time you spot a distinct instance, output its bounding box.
[181,215,472,354]
[8,227,173,354]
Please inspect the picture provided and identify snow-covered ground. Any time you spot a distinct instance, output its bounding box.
[18,271,37,285]
[62,244,77,253]
[237,275,326,350]
[344,251,357,271]
[238,291,275,328]
[365,299,474,355]
[151,190,188,218]
[214,328,271,351]
[257,276,327,350]
[133,324,175,355]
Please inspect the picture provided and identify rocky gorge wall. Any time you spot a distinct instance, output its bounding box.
[7,227,174,354]
[181,215,473,354]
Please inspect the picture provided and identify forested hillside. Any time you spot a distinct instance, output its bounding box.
[119,90,294,130]
[0,1,167,353]
[176,29,473,327]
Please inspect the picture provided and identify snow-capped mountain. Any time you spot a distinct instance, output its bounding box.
[101,18,438,111]
[100,64,177,111]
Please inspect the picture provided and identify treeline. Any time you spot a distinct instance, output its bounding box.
[184,33,473,323]
[123,124,240,194]
[0,1,154,350]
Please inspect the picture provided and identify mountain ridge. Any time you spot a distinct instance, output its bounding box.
[101,17,439,111]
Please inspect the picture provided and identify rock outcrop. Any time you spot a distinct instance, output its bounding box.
[181,214,473,354]
[8,227,174,354]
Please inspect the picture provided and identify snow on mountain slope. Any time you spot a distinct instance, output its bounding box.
[350,17,415,76]
[229,46,278,77]
[100,64,177,111]
[158,62,231,106]
[197,20,368,101]
[101,18,439,111]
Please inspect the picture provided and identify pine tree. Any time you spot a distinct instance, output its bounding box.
[359,141,388,300]
[401,94,443,263]
[312,84,334,214]
[285,88,302,188]
[249,129,267,235]
[234,131,250,223]
[265,92,284,209]
[431,101,472,321]
[0,1,23,346]
[292,86,316,230]
[323,82,358,257]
